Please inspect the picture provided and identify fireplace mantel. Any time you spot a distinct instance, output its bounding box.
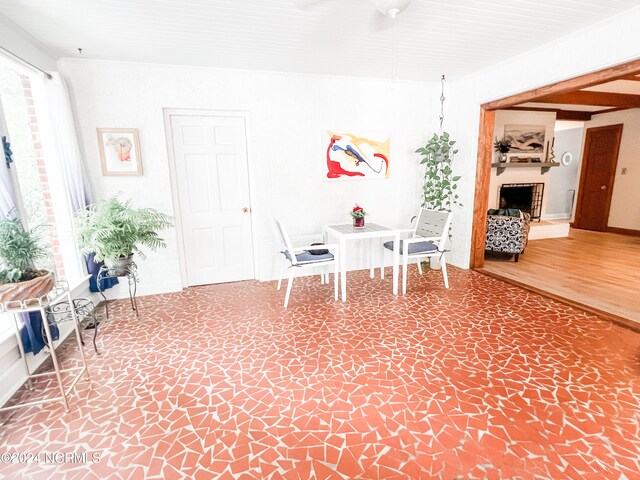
[491,161,560,176]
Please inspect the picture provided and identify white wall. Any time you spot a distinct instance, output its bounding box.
[583,108,640,230]
[447,6,640,267]
[0,15,56,71]
[546,123,584,218]
[488,110,556,215]
[59,58,439,296]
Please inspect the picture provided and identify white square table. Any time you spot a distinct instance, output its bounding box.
[322,223,400,301]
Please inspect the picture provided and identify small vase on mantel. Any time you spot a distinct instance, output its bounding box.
[499,153,508,163]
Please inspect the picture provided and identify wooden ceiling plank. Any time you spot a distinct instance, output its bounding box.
[533,91,640,108]
[504,106,592,121]
[618,74,640,82]
[482,60,640,110]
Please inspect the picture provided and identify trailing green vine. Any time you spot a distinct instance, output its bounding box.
[415,131,461,212]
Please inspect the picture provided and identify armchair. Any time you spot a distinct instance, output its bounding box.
[485,211,531,262]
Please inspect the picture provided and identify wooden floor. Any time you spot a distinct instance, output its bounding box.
[479,228,640,325]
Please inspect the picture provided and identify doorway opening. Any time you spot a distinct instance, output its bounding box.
[471,59,640,327]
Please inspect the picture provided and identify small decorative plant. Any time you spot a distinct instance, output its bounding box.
[415,132,461,212]
[350,204,366,219]
[0,217,54,302]
[75,196,173,269]
[350,204,366,228]
[494,137,512,153]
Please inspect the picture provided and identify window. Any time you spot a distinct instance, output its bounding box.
[0,59,84,337]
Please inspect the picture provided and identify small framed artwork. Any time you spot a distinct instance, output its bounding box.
[97,128,143,176]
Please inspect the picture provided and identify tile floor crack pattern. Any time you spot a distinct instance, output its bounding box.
[0,267,638,479]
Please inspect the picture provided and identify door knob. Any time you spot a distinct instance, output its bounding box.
[242,207,250,213]
[601,185,607,190]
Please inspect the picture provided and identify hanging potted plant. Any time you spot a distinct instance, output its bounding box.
[350,204,366,228]
[415,131,461,269]
[75,196,173,276]
[416,131,462,212]
[0,217,54,303]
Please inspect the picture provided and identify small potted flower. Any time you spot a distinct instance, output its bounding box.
[494,137,512,163]
[351,204,366,228]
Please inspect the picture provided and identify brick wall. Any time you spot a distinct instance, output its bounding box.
[20,74,65,279]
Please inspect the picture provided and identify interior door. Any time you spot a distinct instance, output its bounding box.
[170,114,254,286]
[573,124,623,232]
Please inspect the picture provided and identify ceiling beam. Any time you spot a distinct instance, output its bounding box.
[482,59,640,110]
[505,106,592,121]
[618,74,640,82]
[533,91,640,108]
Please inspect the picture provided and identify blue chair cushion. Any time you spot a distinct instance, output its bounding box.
[294,251,334,264]
[383,240,438,255]
[282,251,333,263]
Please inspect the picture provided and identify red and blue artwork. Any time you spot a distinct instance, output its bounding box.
[325,131,390,180]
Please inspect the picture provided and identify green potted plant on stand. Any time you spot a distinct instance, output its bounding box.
[74,196,173,276]
[0,217,54,303]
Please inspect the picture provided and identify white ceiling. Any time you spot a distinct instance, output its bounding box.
[1,0,639,81]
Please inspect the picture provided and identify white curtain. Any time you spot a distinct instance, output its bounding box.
[0,96,18,217]
[43,72,92,211]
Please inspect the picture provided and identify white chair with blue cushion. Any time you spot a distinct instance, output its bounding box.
[381,209,453,293]
[274,219,339,308]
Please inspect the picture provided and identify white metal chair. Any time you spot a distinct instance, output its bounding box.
[381,209,453,293]
[274,219,339,308]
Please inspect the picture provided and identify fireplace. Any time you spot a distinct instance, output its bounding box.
[499,183,544,220]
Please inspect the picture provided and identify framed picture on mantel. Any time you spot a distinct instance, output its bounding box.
[504,124,545,160]
[97,128,143,176]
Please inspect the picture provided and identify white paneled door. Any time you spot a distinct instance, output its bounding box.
[169,114,254,286]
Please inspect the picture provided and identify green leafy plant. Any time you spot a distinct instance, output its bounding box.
[0,217,48,284]
[415,132,462,212]
[75,196,173,266]
[0,267,22,284]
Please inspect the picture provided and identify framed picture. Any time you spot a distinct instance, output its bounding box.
[504,124,545,155]
[323,130,390,180]
[97,128,143,176]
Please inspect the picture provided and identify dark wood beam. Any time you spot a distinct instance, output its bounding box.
[533,91,640,108]
[482,59,640,110]
[505,106,593,121]
[619,74,640,82]
[591,107,624,116]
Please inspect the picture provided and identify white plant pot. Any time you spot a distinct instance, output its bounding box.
[430,256,442,270]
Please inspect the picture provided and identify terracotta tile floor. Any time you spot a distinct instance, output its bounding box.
[1,267,639,479]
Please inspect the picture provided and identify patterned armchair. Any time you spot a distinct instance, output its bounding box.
[485,212,531,262]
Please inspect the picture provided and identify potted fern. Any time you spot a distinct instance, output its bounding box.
[0,217,54,303]
[75,197,173,276]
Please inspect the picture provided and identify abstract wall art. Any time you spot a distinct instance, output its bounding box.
[503,124,545,155]
[97,128,143,176]
[324,131,390,180]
